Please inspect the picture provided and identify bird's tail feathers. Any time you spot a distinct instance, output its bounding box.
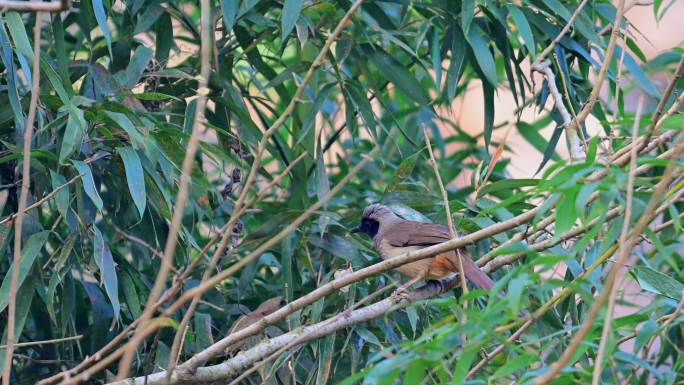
[462,255,495,290]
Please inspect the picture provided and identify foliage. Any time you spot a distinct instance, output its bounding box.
[0,0,682,384]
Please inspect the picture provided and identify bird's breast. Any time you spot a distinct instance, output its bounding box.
[377,239,433,279]
[377,239,424,258]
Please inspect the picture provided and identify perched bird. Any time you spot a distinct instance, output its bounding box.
[224,296,285,354]
[351,203,494,290]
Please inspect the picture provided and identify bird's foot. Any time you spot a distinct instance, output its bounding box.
[425,279,446,293]
[390,285,411,303]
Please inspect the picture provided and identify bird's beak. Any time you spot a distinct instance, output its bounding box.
[350,226,362,234]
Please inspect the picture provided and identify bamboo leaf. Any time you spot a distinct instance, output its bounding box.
[117,147,147,217]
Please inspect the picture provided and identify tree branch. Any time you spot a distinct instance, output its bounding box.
[591,97,643,385]
[3,12,43,385]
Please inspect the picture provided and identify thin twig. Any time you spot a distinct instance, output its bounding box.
[3,12,43,385]
[532,0,590,67]
[591,97,643,385]
[531,59,583,161]
[423,127,468,300]
[0,335,82,350]
[115,0,213,377]
[109,222,175,272]
[568,0,626,134]
[0,174,83,226]
[598,0,653,36]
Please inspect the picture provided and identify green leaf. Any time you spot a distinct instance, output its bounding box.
[118,45,154,89]
[482,79,494,152]
[614,45,660,97]
[490,352,538,379]
[93,0,113,58]
[367,47,430,105]
[59,109,86,164]
[626,36,647,62]
[507,5,535,55]
[430,27,442,88]
[384,151,421,195]
[49,171,71,219]
[346,82,377,137]
[467,25,498,86]
[72,160,104,210]
[105,111,145,149]
[540,0,572,21]
[121,270,141,319]
[633,266,683,300]
[0,231,49,313]
[282,0,303,40]
[555,188,579,237]
[5,12,33,60]
[0,275,37,374]
[461,0,476,37]
[447,26,467,101]
[93,226,120,319]
[0,20,25,133]
[536,124,564,174]
[478,179,539,197]
[117,147,147,217]
[315,134,331,233]
[194,312,214,351]
[316,332,336,385]
[221,0,238,31]
[506,273,527,315]
[453,345,479,385]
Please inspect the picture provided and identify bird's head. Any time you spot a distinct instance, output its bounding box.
[350,203,397,238]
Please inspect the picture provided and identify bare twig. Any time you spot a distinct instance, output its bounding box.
[565,0,627,137]
[423,127,468,298]
[3,12,43,385]
[0,174,83,226]
[106,278,458,385]
[532,0,590,67]
[0,335,82,350]
[598,0,653,36]
[532,59,583,161]
[109,223,172,270]
[591,97,643,385]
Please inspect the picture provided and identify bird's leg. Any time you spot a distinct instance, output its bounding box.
[391,271,427,302]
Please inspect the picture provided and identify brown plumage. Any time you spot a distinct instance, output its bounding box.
[224,296,284,354]
[352,204,494,289]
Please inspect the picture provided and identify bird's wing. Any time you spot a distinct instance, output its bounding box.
[384,221,495,290]
[384,221,452,246]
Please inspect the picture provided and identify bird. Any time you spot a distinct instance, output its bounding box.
[224,296,285,354]
[351,203,494,291]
